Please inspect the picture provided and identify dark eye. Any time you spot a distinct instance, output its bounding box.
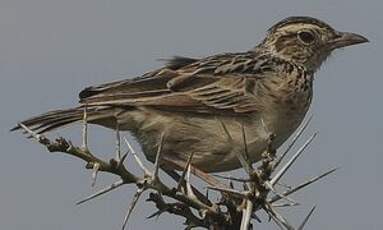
[297,31,316,44]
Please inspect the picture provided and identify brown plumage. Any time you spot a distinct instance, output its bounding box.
[12,16,368,172]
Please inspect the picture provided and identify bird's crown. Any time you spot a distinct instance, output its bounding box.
[255,16,368,72]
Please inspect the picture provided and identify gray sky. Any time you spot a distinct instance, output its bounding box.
[1,0,381,229]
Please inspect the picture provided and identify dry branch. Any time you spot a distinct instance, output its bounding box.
[17,115,335,230]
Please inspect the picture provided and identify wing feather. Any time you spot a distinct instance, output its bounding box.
[80,53,266,115]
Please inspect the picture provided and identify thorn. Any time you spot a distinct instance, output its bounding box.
[274,115,313,170]
[124,137,151,176]
[124,136,136,155]
[82,105,88,150]
[269,168,338,204]
[264,181,299,206]
[272,202,300,208]
[152,132,165,181]
[240,199,253,230]
[298,206,316,230]
[118,152,129,168]
[269,214,287,230]
[176,152,195,192]
[265,203,295,230]
[251,213,262,223]
[121,188,145,230]
[91,162,100,187]
[276,182,293,190]
[213,174,251,183]
[115,122,121,161]
[185,164,197,200]
[76,180,124,205]
[146,208,168,220]
[270,132,317,186]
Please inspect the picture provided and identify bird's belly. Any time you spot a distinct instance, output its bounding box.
[117,103,309,173]
[129,109,277,172]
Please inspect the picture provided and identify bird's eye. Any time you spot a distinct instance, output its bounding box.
[297,31,316,45]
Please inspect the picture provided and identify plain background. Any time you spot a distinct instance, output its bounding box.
[1,0,381,229]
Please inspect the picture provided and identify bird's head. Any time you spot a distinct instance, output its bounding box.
[255,16,368,72]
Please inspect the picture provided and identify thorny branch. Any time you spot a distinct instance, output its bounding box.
[17,115,336,230]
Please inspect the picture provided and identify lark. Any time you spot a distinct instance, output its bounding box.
[13,16,368,172]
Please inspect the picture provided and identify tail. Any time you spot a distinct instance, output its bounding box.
[11,106,109,134]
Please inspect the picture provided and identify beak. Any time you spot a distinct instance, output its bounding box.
[329,31,369,49]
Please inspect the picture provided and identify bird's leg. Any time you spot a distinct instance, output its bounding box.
[115,121,121,162]
[81,105,89,151]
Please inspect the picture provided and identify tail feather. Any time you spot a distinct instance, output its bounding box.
[11,106,110,134]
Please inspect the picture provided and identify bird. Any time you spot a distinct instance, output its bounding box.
[12,16,368,173]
